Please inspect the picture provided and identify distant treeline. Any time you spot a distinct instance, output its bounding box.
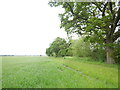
[0,55,15,56]
[0,55,42,56]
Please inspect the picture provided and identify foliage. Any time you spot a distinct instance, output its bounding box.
[46,48,51,56]
[49,1,120,63]
[71,38,91,57]
[46,36,107,62]
[46,37,68,57]
[70,38,106,62]
[65,45,73,56]
[90,45,106,62]
[49,2,119,43]
[113,40,120,63]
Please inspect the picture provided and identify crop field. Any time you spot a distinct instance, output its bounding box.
[2,56,118,88]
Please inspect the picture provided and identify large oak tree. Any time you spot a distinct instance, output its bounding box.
[49,1,120,64]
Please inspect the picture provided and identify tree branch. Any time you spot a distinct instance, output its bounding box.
[114,8,120,28]
[65,2,88,21]
[92,2,102,12]
[109,2,113,14]
[113,30,120,41]
[65,2,75,15]
[102,1,108,17]
[109,7,120,38]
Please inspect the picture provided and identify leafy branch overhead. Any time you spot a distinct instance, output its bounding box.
[49,1,120,42]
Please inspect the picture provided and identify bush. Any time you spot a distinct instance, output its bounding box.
[91,47,106,62]
[113,40,120,64]
[71,38,91,57]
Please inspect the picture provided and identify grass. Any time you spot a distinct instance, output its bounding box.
[2,56,118,88]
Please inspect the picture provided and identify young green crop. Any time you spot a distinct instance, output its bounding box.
[2,56,118,88]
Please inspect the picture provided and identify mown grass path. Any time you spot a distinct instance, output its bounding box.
[2,56,118,88]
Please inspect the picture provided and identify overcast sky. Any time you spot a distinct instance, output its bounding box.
[0,0,67,55]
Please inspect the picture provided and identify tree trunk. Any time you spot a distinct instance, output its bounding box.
[106,46,115,64]
[105,34,115,64]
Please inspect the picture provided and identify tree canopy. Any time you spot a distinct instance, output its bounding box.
[46,37,68,57]
[49,1,120,64]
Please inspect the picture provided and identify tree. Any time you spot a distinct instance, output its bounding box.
[71,38,91,57]
[46,48,51,56]
[49,1,120,64]
[46,37,68,57]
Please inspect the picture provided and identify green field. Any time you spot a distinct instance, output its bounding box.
[2,56,118,88]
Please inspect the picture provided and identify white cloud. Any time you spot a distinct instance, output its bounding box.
[0,0,67,55]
